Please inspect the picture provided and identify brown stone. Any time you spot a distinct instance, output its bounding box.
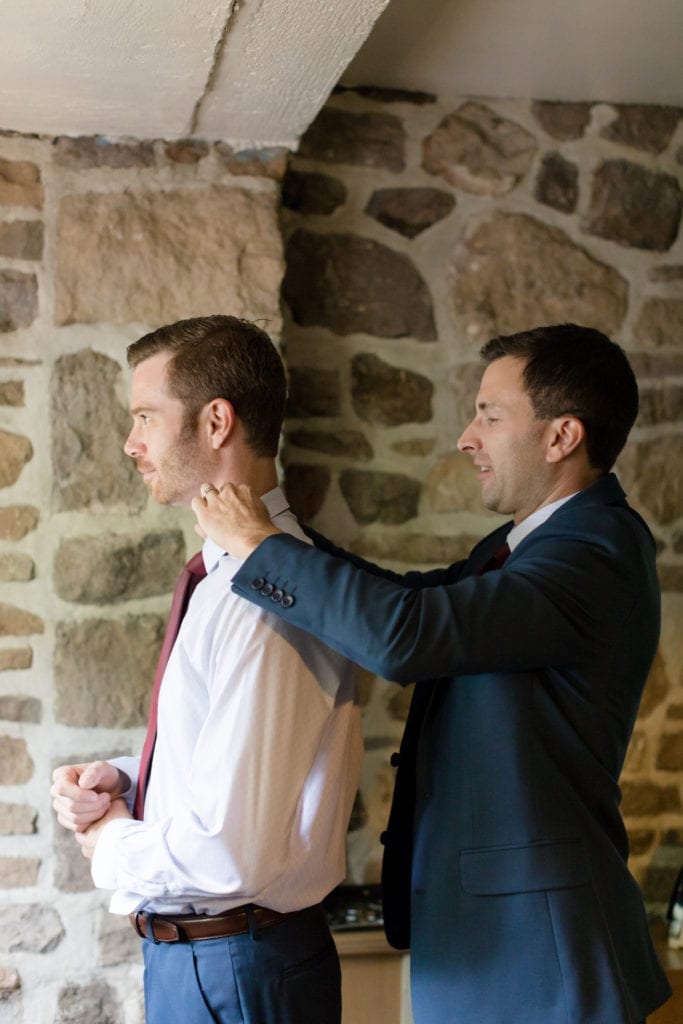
[56,981,122,1024]
[633,298,683,349]
[286,367,340,418]
[0,736,33,784]
[339,470,420,525]
[287,430,372,461]
[656,733,683,771]
[628,352,683,378]
[390,438,435,456]
[600,104,682,153]
[354,531,481,565]
[298,107,406,172]
[164,139,209,164]
[531,101,592,140]
[623,731,647,773]
[584,160,682,251]
[658,565,683,592]
[0,430,32,488]
[283,230,436,340]
[0,903,64,953]
[618,437,683,525]
[0,380,24,406]
[667,704,683,720]
[637,385,683,426]
[620,780,681,816]
[0,220,43,260]
[0,648,32,671]
[454,212,628,342]
[534,153,578,214]
[215,144,288,180]
[449,362,483,433]
[0,695,40,723]
[0,603,44,637]
[422,102,537,196]
[365,187,455,238]
[387,686,414,723]
[54,530,185,604]
[351,353,433,426]
[0,857,39,888]
[55,187,283,327]
[50,349,145,512]
[649,265,683,282]
[626,829,656,856]
[96,908,142,966]
[428,451,491,515]
[0,505,39,540]
[281,170,347,215]
[283,464,330,521]
[0,965,20,996]
[0,553,34,582]
[0,159,43,209]
[0,803,37,835]
[0,270,38,332]
[641,864,682,905]
[673,529,683,555]
[53,136,155,169]
[638,650,671,718]
[54,614,165,727]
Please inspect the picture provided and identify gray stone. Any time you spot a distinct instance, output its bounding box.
[298,107,406,172]
[628,352,683,378]
[0,737,33,784]
[637,385,683,426]
[0,903,64,953]
[0,270,38,332]
[531,101,592,140]
[354,531,480,565]
[55,614,165,727]
[0,430,32,488]
[454,213,628,342]
[56,981,122,1024]
[600,104,682,153]
[364,187,455,238]
[53,817,93,893]
[390,438,435,456]
[50,349,145,512]
[283,464,330,521]
[0,856,40,887]
[633,298,683,349]
[642,864,682,905]
[0,158,43,208]
[287,430,373,461]
[0,648,32,671]
[619,437,683,525]
[422,102,537,196]
[427,451,495,515]
[657,733,683,771]
[351,353,433,425]
[0,603,44,637]
[649,265,683,282]
[0,221,43,260]
[215,144,288,180]
[53,136,155,169]
[449,362,483,433]
[96,907,142,966]
[0,380,24,406]
[534,153,579,213]
[281,170,347,215]
[584,160,682,251]
[54,530,185,604]
[0,803,37,835]
[658,565,683,592]
[286,367,340,418]
[0,505,39,540]
[0,553,34,581]
[164,139,209,164]
[339,470,421,525]
[0,695,41,723]
[55,187,283,327]
[283,230,436,340]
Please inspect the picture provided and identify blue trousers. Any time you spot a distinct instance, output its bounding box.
[141,905,341,1024]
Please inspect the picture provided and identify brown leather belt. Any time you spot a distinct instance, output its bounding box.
[129,904,303,943]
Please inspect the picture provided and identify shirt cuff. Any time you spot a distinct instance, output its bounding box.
[91,817,139,891]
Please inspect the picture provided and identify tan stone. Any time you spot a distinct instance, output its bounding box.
[0,603,44,637]
[449,362,483,432]
[668,704,683,720]
[618,437,683,525]
[0,695,40,722]
[428,451,490,514]
[0,648,32,671]
[656,733,683,771]
[531,101,592,141]
[286,430,372,461]
[387,685,414,722]
[0,270,38,331]
[0,857,39,888]
[621,780,682,816]
[164,139,209,164]
[53,136,155,169]
[0,221,43,260]
[96,908,142,966]
[637,384,683,427]
[354,531,482,566]
[0,965,20,996]
[454,213,628,342]
[53,817,94,893]
[0,554,34,582]
[0,506,39,540]
[0,903,64,953]
[0,381,24,406]
[638,650,671,718]
[340,470,421,525]
[0,803,37,835]
[626,829,656,856]
[390,438,435,456]
[55,187,283,327]
[0,430,32,488]
[623,731,647,773]
[56,981,121,1024]
[0,158,43,209]
[633,298,683,349]
[0,736,33,784]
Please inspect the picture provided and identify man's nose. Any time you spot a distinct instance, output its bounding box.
[123,428,141,458]
[457,421,479,454]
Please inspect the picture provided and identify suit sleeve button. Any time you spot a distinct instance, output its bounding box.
[260,583,274,596]
[281,593,295,608]
[390,752,400,768]
[251,577,266,590]
[271,588,283,603]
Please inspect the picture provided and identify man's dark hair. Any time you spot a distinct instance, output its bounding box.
[480,323,638,473]
[127,316,286,458]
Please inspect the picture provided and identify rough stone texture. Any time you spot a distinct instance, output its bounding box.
[283,230,436,340]
[629,352,683,378]
[96,908,142,966]
[0,505,39,540]
[0,380,24,406]
[584,160,682,251]
[298,107,406,172]
[454,212,628,341]
[531,101,592,140]
[621,781,682,816]
[286,367,340,418]
[0,158,43,208]
[657,733,683,771]
[50,349,145,512]
[0,802,37,835]
[282,464,330,521]
[0,964,20,995]
[54,530,185,604]
[56,981,122,1024]
[0,220,43,260]
[633,298,683,349]
[649,265,683,282]
[54,816,93,893]
[638,651,671,719]
[658,565,683,592]
[339,470,421,525]
[0,648,32,671]
[0,736,33,784]
[623,731,647,773]
[281,170,347,215]
[427,451,496,515]
[164,139,209,164]
[0,603,44,637]
[287,430,373,461]
[619,437,683,525]
[55,187,283,327]
[365,187,455,238]
[422,102,537,196]
[351,353,433,425]
[53,136,155,169]
[668,704,683,720]
[0,695,41,723]
[0,553,35,581]
[215,144,288,180]
[627,829,656,856]
[54,614,165,727]
[0,856,40,888]
[600,104,682,153]
[0,429,33,487]
[0,270,38,332]
[0,904,64,954]
[390,438,435,456]
[637,384,683,426]
[449,362,483,433]
[534,153,579,213]
[673,528,683,554]
[354,531,480,565]
[641,864,682,905]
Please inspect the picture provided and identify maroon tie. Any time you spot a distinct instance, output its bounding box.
[133,551,207,820]
[477,541,511,575]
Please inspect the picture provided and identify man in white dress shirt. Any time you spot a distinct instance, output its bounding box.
[51,316,363,1024]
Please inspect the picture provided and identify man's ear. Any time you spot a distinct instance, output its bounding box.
[546,416,585,463]
[204,398,235,449]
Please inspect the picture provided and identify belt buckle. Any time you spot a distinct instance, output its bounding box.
[133,910,181,944]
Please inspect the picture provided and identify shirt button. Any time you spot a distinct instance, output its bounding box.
[251,577,265,590]
[281,593,295,608]
[260,583,274,597]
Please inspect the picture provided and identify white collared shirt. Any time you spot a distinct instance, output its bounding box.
[93,488,363,916]
[506,492,579,552]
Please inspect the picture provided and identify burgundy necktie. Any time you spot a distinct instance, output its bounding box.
[477,541,511,575]
[133,551,207,820]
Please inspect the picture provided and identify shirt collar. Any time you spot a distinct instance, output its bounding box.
[202,486,290,573]
[507,492,579,552]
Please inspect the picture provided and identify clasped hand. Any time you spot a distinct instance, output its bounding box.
[192,482,280,556]
[51,760,132,860]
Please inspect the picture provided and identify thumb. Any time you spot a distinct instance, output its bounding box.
[78,763,108,791]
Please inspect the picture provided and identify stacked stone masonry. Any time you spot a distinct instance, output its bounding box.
[0,93,680,1022]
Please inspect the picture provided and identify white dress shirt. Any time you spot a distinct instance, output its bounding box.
[506,492,578,551]
[93,488,363,916]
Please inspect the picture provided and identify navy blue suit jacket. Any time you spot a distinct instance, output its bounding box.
[232,474,670,1023]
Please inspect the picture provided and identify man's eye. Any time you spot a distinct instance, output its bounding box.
[486,417,499,424]
[139,414,150,425]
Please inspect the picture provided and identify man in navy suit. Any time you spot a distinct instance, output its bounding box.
[193,324,671,1023]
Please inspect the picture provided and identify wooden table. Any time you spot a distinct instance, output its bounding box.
[649,921,683,1024]
[333,929,412,1024]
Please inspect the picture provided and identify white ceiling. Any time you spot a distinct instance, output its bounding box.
[2,0,682,148]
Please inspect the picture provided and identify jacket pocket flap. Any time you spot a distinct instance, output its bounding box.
[460,838,589,895]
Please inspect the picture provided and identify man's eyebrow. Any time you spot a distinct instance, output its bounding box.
[476,400,502,411]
